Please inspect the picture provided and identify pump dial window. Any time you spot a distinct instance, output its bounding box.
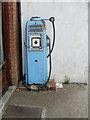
[31,37,41,48]
[29,33,42,50]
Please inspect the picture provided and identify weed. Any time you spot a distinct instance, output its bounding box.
[63,75,70,84]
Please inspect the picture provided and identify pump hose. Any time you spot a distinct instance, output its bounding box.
[47,17,55,58]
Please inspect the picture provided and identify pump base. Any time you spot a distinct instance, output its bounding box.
[18,81,56,91]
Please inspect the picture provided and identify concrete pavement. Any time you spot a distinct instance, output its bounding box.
[9,84,88,118]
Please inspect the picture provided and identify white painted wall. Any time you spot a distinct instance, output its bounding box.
[21,2,88,83]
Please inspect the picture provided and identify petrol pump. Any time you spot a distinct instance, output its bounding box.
[24,17,55,91]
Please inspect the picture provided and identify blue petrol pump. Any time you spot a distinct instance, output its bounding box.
[24,17,55,91]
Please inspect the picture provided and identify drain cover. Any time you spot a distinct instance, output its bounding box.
[3,105,42,119]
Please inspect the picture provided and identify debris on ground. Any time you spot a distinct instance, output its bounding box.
[30,85,38,90]
[48,79,56,91]
[56,82,63,89]
[16,81,27,91]
[17,80,56,91]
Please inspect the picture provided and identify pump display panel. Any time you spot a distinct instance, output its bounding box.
[29,33,42,50]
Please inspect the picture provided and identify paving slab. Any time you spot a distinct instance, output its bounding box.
[2,105,42,118]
